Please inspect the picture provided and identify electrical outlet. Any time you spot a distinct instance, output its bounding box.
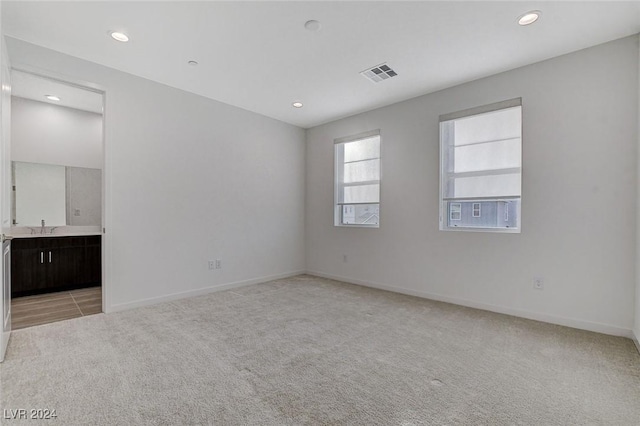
[208,260,215,270]
[533,276,544,290]
[343,254,348,263]
[215,259,221,269]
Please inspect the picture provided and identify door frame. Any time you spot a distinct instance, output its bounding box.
[7,67,110,314]
[0,34,12,361]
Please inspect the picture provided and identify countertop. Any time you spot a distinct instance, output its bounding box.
[9,232,102,239]
[7,226,102,239]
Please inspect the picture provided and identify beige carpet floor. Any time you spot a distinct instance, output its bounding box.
[1,274,639,425]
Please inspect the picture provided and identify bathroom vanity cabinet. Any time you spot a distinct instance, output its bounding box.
[11,235,101,297]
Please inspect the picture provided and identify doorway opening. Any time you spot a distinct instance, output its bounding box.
[8,70,105,330]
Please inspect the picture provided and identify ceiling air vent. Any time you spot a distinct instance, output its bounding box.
[361,63,398,83]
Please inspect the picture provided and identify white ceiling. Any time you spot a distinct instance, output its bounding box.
[11,70,104,114]
[3,1,640,128]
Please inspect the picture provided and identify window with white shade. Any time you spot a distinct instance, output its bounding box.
[335,130,380,227]
[440,99,521,232]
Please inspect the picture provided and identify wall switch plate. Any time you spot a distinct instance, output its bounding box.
[343,254,348,263]
[208,260,215,270]
[215,259,221,269]
[533,277,544,290]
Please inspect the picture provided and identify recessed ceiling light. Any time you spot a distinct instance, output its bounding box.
[304,20,321,32]
[188,60,199,66]
[292,102,303,108]
[517,11,541,26]
[45,95,60,101]
[109,31,129,42]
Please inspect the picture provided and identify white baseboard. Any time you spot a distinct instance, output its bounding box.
[106,270,306,313]
[307,270,633,339]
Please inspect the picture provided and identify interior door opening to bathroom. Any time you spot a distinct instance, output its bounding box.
[7,69,106,331]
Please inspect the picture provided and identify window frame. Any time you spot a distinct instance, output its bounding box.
[439,98,522,233]
[334,130,381,228]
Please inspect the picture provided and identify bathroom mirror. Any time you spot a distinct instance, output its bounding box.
[12,161,102,227]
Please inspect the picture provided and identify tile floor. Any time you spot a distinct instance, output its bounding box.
[11,286,102,330]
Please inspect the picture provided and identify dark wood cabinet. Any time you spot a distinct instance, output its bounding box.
[84,242,101,284]
[11,235,101,297]
[13,248,46,293]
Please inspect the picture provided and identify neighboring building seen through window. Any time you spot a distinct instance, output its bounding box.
[447,201,517,228]
[440,99,522,232]
[335,130,380,227]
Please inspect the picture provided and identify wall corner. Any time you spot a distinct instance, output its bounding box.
[635,34,640,354]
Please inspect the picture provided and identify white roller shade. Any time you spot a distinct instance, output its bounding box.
[336,133,381,205]
[441,103,522,200]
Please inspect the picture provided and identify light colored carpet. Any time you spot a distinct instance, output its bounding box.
[1,274,639,425]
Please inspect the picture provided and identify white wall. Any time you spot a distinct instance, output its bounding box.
[11,96,102,169]
[306,36,639,337]
[636,37,640,348]
[6,38,306,311]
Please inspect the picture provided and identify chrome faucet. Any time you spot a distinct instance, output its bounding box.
[40,219,45,234]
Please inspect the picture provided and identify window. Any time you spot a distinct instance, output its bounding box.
[472,203,481,217]
[450,203,461,221]
[335,130,380,227]
[440,99,521,232]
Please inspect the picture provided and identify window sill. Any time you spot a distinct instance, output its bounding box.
[440,225,520,234]
[335,224,379,229]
